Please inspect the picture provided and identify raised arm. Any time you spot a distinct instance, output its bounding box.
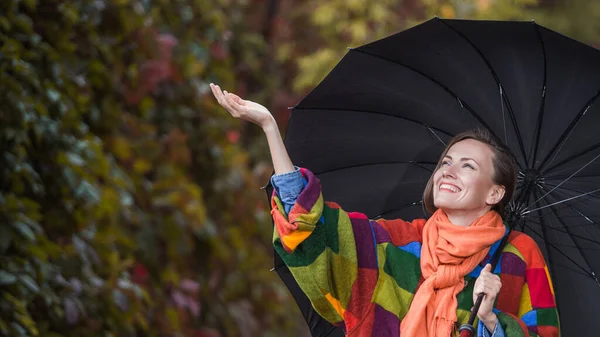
[210,85,423,333]
[210,83,294,175]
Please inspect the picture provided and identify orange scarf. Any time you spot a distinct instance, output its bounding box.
[400,209,505,337]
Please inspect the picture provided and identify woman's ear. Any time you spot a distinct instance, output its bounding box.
[486,185,506,206]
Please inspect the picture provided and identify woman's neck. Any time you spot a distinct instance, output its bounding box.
[444,208,491,227]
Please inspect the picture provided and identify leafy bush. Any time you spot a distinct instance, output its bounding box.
[0,1,298,336]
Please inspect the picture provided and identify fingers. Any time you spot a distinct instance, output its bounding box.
[473,265,502,302]
[229,93,245,106]
[477,282,501,298]
[210,83,243,117]
[221,89,236,114]
[474,278,502,301]
[210,83,227,109]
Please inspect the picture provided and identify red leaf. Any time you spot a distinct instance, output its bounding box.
[226,130,240,144]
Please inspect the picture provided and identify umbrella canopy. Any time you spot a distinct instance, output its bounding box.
[268,18,600,336]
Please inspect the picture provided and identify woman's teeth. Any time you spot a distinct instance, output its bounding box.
[439,184,461,192]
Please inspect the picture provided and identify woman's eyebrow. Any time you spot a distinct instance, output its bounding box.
[444,155,479,165]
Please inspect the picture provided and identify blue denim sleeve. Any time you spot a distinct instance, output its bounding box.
[270,167,305,215]
[478,319,506,337]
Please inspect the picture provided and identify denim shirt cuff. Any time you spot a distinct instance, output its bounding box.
[270,166,303,204]
[478,319,505,337]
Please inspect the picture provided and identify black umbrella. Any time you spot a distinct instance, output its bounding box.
[267,18,600,336]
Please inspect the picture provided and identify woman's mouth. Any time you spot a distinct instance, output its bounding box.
[439,183,461,193]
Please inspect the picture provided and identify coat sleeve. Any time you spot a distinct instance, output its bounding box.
[271,167,423,330]
[491,234,560,337]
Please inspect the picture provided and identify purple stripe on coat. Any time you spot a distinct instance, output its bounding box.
[501,252,527,276]
[371,221,393,244]
[294,168,322,212]
[349,215,378,269]
[372,304,400,337]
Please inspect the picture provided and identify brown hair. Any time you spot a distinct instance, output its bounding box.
[422,128,518,217]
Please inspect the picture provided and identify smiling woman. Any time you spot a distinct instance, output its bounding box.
[423,130,518,228]
[210,84,560,337]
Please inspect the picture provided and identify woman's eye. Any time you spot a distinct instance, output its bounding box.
[463,163,475,169]
[442,161,451,166]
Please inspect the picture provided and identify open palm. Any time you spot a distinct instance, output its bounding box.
[210,83,274,128]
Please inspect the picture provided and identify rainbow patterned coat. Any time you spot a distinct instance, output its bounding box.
[271,168,560,337]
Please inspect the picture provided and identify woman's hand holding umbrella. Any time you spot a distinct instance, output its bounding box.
[209,83,295,175]
[473,264,502,333]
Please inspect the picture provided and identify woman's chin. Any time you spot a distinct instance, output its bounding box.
[433,198,456,211]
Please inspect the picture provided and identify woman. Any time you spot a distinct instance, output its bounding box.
[210,84,559,337]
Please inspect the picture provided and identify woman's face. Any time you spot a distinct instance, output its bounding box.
[432,139,502,214]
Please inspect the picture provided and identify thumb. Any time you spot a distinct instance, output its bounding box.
[483,263,493,273]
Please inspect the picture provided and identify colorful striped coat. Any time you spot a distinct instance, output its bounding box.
[271,168,560,337]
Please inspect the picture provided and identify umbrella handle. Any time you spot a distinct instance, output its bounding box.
[458,292,485,336]
[458,322,476,337]
[459,230,511,336]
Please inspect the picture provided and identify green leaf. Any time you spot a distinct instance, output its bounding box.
[66,152,85,167]
[11,221,36,241]
[0,225,13,254]
[0,271,18,285]
[19,275,40,294]
[14,313,37,335]
[10,322,27,336]
[13,14,33,34]
[27,244,48,261]
[76,181,100,204]
[23,0,38,12]
[0,17,10,31]
[0,319,8,335]
[46,89,60,102]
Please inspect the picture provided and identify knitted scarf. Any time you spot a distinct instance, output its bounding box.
[400,209,505,337]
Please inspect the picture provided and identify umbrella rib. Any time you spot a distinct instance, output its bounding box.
[349,49,524,172]
[555,262,597,278]
[542,143,600,175]
[542,190,600,284]
[522,221,589,274]
[310,161,436,176]
[530,220,600,244]
[531,24,549,167]
[350,50,493,136]
[544,191,600,249]
[541,182,600,207]
[557,205,600,246]
[526,151,600,209]
[438,20,529,167]
[524,187,600,214]
[427,126,447,146]
[292,106,455,138]
[539,183,600,232]
[547,173,600,180]
[538,88,600,170]
[371,200,423,220]
[529,190,591,282]
[526,217,600,244]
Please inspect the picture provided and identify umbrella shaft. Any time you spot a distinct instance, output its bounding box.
[468,293,484,325]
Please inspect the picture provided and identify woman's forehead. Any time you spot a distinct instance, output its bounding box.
[445,139,494,162]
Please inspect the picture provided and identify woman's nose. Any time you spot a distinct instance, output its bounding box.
[442,166,456,178]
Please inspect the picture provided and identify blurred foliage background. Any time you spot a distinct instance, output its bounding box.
[0,0,598,336]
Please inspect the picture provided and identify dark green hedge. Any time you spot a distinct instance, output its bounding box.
[0,1,297,336]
